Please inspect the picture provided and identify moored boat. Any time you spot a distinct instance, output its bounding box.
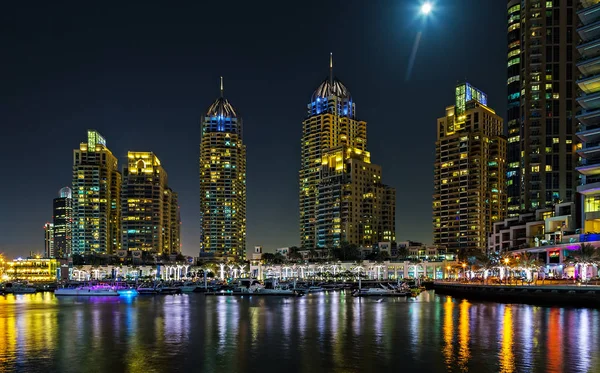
[4,282,37,294]
[55,283,119,297]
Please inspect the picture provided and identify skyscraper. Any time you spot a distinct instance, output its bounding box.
[44,222,54,258]
[576,1,600,232]
[506,0,579,215]
[121,152,181,254]
[300,55,396,249]
[72,130,121,254]
[199,78,247,260]
[52,186,72,258]
[433,83,506,253]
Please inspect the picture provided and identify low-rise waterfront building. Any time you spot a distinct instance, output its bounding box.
[488,202,576,254]
[248,260,458,281]
[5,258,58,282]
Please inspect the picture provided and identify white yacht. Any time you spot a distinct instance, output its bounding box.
[55,283,119,297]
[137,282,159,294]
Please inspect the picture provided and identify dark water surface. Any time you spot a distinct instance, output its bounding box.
[0,291,599,373]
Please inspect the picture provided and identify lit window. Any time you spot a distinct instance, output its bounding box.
[553,138,559,144]
[545,165,552,171]
[531,166,540,172]
[532,85,540,91]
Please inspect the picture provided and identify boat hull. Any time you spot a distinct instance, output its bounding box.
[55,289,120,296]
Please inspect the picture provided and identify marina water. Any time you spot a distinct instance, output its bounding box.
[0,291,599,372]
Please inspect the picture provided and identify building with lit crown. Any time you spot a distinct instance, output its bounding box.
[433,83,507,253]
[506,0,579,215]
[576,1,600,233]
[72,130,121,254]
[300,55,396,249]
[52,186,72,258]
[199,78,247,260]
[121,152,181,254]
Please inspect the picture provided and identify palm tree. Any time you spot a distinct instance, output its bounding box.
[573,243,600,282]
[476,255,494,284]
[515,252,543,283]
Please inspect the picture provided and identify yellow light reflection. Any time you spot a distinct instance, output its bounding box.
[458,300,471,370]
[500,306,515,373]
[442,296,454,368]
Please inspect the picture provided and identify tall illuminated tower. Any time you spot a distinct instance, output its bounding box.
[121,152,180,254]
[72,130,121,254]
[576,1,600,232]
[300,55,395,249]
[199,78,246,260]
[53,186,72,258]
[506,0,579,215]
[433,83,506,253]
[44,223,54,258]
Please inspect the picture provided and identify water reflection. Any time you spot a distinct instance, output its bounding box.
[499,305,515,373]
[1,292,600,372]
[442,296,454,368]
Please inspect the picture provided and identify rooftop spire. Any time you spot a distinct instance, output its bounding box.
[220,76,224,98]
[329,52,333,85]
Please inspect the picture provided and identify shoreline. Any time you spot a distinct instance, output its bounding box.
[433,282,600,308]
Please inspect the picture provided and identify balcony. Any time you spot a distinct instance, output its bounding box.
[577,125,600,142]
[578,181,600,195]
[577,19,600,43]
[578,3,600,27]
[577,90,600,110]
[577,73,600,94]
[577,158,600,175]
[578,38,600,59]
[577,55,600,76]
[577,142,600,158]
[577,108,600,126]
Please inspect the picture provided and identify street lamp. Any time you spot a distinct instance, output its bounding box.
[446,265,451,280]
[462,263,467,281]
[504,258,510,284]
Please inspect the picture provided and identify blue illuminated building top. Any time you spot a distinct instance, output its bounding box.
[455,82,487,115]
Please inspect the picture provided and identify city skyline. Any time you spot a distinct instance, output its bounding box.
[0,1,507,257]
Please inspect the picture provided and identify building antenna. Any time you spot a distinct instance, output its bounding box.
[220,76,224,98]
[329,52,333,85]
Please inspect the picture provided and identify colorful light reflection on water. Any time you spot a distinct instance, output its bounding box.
[0,292,599,372]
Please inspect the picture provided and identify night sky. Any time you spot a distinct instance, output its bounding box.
[1,1,506,258]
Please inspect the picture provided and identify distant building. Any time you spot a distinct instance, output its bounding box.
[199,78,247,261]
[53,187,72,258]
[433,83,506,253]
[506,0,579,214]
[72,130,121,254]
[299,55,395,249]
[121,152,180,255]
[275,247,290,258]
[44,223,54,258]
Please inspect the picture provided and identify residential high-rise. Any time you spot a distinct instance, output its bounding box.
[506,0,579,215]
[576,1,600,232]
[300,55,396,249]
[52,186,72,258]
[121,152,181,254]
[199,78,247,260]
[44,223,54,258]
[72,130,121,254]
[433,83,507,253]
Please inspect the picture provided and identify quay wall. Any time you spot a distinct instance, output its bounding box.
[433,282,600,308]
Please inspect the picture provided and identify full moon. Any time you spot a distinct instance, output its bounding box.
[421,2,433,15]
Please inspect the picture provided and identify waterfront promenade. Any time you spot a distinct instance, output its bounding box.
[433,281,600,308]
